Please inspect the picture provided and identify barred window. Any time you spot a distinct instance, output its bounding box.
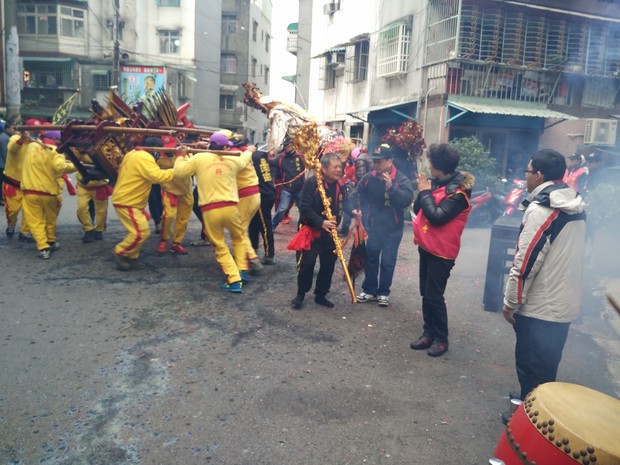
[93,72,109,90]
[377,22,410,77]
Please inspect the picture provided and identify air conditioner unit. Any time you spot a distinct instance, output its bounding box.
[323,2,336,15]
[584,118,618,145]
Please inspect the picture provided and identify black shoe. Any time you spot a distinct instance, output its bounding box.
[82,230,96,243]
[5,226,15,238]
[410,335,434,350]
[427,341,449,357]
[18,233,34,243]
[291,295,304,310]
[314,295,334,308]
[94,231,103,240]
[113,251,132,271]
[508,391,521,401]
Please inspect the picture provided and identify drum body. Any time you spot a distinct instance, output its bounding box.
[492,382,620,465]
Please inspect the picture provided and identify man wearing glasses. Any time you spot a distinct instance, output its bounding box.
[502,149,586,422]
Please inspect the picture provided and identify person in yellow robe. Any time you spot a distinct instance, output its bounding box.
[111,146,174,270]
[20,140,76,259]
[174,134,254,292]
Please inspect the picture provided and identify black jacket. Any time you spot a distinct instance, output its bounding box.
[300,176,349,243]
[352,165,414,233]
[268,149,305,193]
[252,150,277,200]
[413,172,475,226]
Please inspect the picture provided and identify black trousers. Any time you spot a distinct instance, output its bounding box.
[297,239,337,297]
[514,314,570,400]
[419,248,455,343]
[249,195,276,258]
[192,186,207,240]
[148,184,163,225]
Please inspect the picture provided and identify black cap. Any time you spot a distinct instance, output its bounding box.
[568,153,581,160]
[371,144,394,160]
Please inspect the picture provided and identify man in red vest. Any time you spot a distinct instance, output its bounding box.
[410,143,475,357]
[562,153,588,193]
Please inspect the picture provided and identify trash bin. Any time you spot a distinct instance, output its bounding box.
[483,215,521,312]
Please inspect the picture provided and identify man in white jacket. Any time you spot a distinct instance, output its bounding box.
[502,149,586,405]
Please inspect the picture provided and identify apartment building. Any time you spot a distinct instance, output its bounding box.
[3,0,270,137]
[303,0,620,169]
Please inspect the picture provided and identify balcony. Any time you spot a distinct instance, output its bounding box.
[286,23,298,55]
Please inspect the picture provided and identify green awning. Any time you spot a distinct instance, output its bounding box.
[447,96,578,121]
[23,57,74,63]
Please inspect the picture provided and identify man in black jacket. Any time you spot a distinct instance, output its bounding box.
[351,145,414,307]
[248,149,277,264]
[291,153,349,310]
[270,137,305,231]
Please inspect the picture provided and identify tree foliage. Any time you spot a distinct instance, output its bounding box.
[450,136,502,190]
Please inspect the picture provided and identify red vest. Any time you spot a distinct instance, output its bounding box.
[562,166,586,191]
[413,186,470,260]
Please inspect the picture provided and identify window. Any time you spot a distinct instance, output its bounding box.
[221,54,237,74]
[23,60,74,88]
[60,6,85,38]
[178,73,194,99]
[319,50,345,90]
[159,29,180,54]
[377,22,411,77]
[220,94,234,110]
[156,0,181,5]
[93,72,110,90]
[222,14,237,34]
[265,34,271,52]
[264,66,270,85]
[17,5,58,36]
[251,57,257,78]
[252,21,258,41]
[346,39,369,82]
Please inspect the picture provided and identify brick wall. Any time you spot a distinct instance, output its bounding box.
[539,119,586,157]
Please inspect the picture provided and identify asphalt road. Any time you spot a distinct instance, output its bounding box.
[1,192,619,465]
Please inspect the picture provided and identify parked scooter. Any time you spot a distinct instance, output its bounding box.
[468,178,527,227]
[468,188,506,227]
[503,178,527,216]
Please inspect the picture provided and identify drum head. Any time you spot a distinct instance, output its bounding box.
[527,382,620,465]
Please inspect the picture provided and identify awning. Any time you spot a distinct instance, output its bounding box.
[364,100,418,124]
[22,57,73,63]
[446,96,578,124]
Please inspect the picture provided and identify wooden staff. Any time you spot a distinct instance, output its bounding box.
[15,125,176,136]
[139,147,241,156]
[607,293,620,317]
[293,122,357,303]
[158,126,215,137]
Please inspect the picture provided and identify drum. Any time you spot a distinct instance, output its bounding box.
[491,382,620,465]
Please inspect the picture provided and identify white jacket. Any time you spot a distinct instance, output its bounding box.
[504,181,586,323]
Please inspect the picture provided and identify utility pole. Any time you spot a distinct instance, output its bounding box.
[112,0,120,87]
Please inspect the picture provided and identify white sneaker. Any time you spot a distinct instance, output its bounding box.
[356,292,377,303]
[378,295,389,307]
[48,242,60,252]
[38,249,51,260]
